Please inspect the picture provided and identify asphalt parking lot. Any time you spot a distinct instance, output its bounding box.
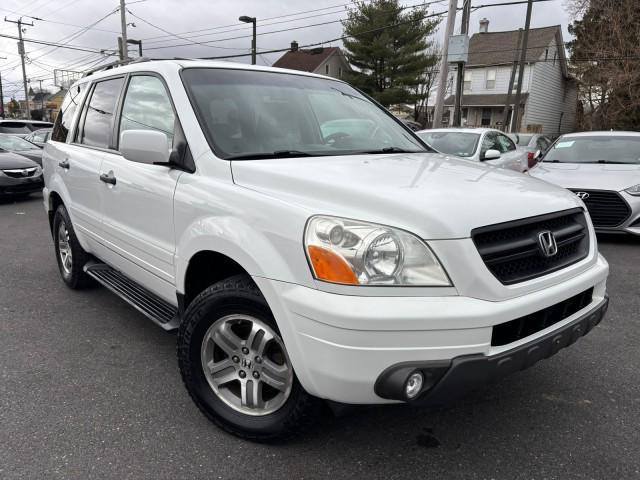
[1,193,639,480]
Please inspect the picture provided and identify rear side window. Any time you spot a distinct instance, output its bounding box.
[77,77,124,149]
[52,84,87,142]
[118,75,176,149]
[0,122,30,134]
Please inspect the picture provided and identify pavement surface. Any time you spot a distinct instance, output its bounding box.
[1,193,639,480]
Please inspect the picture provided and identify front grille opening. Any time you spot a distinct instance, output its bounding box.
[491,288,594,347]
[569,189,631,228]
[472,208,590,285]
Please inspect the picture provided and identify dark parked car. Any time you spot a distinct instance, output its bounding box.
[0,134,43,165]
[24,128,52,148]
[0,120,54,138]
[0,150,43,197]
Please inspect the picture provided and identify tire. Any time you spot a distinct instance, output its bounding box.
[52,205,94,289]
[178,274,323,442]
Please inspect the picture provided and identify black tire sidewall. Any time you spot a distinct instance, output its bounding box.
[52,205,90,288]
[179,280,314,440]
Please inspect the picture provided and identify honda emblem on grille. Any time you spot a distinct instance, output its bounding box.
[538,230,558,257]
[575,191,590,200]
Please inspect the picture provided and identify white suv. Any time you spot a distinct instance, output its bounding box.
[43,59,609,441]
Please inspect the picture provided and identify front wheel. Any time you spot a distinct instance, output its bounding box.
[177,275,323,441]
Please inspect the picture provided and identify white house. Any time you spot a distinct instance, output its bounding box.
[272,43,351,80]
[443,21,577,135]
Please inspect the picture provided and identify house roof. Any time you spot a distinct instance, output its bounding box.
[468,25,560,66]
[272,47,343,72]
[444,93,529,107]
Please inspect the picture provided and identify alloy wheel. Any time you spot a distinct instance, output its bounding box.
[57,221,73,275]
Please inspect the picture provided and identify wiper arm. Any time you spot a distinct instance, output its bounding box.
[226,150,317,160]
[361,146,423,154]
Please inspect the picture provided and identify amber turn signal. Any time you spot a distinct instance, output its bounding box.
[307,245,359,285]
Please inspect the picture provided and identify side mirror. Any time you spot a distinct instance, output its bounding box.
[482,149,501,160]
[120,130,170,165]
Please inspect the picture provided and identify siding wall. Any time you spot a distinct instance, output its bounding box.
[314,53,349,79]
[522,44,577,135]
[448,64,532,95]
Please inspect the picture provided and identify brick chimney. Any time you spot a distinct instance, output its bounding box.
[291,40,299,52]
[479,18,489,33]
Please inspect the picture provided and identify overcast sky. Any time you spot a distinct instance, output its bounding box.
[0,0,574,100]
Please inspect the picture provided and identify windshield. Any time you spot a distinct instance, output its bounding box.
[543,136,640,164]
[181,68,427,159]
[0,135,37,151]
[416,131,480,157]
[0,122,31,134]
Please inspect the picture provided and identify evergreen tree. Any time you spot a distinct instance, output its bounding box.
[342,0,439,107]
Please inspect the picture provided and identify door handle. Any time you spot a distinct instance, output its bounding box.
[58,159,70,169]
[99,172,116,185]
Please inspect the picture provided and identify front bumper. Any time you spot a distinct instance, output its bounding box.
[0,174,44,196]
[375,295,609,405]
[253,254,609,405]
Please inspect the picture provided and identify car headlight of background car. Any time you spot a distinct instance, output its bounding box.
[304,215,451,286]
[625,184,640,196]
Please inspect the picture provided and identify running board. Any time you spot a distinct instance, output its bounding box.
[84,262,180,331]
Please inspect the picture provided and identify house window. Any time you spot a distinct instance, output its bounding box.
[325,64,330,75]
[464,71,472,91]
[481,108,492,126]
[485,69,496,89]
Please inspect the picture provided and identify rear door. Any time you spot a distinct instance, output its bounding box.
[62,76,126,248]
[98,74,182,301]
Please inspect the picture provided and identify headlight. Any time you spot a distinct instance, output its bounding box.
[304,216,451,286]
[35,165,42,175]
[625,184,640,196]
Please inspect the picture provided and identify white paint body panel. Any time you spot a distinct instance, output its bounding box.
[42,60,609,404]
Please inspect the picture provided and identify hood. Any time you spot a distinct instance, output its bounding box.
[531,162,640,192]
[15,149,43,166]
[0,151,40,169]
[231,153,583,239]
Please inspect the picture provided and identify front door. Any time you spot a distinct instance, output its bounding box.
[98,74,182,302]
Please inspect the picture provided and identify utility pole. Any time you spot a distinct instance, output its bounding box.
[501,28,523,131]
[5,17,34,119]
[431,0,457,128]
[119,0,128,60]
[511,0,533,133]
[452,0,471,127]
[0,55,6,119]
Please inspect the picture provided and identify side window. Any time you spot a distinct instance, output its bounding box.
[118,75,176,149]
[537,137,550,151]
[51,83,87,143]
[481,132,499,156]
[78,77,124,149]
[497,133,516,152]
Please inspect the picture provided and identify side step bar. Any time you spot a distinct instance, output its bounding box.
[84,262,180,331]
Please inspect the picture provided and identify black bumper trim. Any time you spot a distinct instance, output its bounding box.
[374,295,609,405]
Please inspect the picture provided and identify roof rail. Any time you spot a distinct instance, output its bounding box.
[83,56,154,77]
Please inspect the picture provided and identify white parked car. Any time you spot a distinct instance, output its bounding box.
[417,128,530,172]
[43,60,609,441]
[531,131,640,235]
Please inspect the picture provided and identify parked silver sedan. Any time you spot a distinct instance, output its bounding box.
[531,131,640,235]
[416,128,529,172]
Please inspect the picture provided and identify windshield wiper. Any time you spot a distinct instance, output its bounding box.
[359,146,424,154]
[582,160,630,164]
[226,150,318,160]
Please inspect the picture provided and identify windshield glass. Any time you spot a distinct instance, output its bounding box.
[543,136,640,164]
[416,131,480,157]
[0,122,31,134]
[0,135,37,151]
[181,68,427,159]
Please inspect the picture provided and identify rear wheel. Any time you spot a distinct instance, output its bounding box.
[178,275,323,441]
[52,205,93,289]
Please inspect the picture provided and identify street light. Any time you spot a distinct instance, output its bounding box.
[238,15,257,65]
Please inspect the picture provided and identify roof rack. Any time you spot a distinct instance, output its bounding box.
[83,56,155,77]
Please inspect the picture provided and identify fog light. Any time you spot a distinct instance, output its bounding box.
[405,372,424,399]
